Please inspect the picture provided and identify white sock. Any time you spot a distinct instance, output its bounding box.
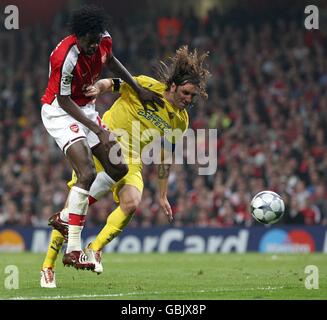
[89,171,116,200]
[67,224,83,253]
[65,186,89,253]
[60,207,69,223]
[60,172,115,223]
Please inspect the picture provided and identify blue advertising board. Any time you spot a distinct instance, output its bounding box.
[0,225,326,253]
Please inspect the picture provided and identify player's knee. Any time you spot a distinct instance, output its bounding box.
[120,196,141,215]
[77,167,97,189]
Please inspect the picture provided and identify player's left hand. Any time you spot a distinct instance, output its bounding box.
[137,87,164,112]
[159,197,173,223]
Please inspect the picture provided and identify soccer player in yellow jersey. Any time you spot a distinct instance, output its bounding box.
[40,46,210,288]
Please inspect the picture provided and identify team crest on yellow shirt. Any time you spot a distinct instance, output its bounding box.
[168,112,175,120]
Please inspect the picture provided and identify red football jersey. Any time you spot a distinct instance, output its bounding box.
[41,32,112,106]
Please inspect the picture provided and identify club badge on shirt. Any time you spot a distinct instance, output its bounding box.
[70,124,79,133]
[168,112,175,120]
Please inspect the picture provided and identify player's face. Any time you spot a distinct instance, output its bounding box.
[171,83,197,110]
[78,33,101,56]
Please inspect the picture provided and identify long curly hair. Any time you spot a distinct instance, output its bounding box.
[157,46,210,99]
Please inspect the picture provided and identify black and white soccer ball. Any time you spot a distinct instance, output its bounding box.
[250,191,285,224]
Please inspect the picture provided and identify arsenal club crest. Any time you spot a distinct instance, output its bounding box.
[70,124,79,133]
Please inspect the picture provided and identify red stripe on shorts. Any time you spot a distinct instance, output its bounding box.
[88,195,97,205]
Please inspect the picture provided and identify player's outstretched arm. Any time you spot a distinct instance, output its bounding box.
[106,53,164,111]
[157,148,173,223]
[84,78,115,99]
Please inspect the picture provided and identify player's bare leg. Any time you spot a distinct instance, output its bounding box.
[82,141,129,272]
[47,141,130,273]
[92,141,128,182]
[62,139,97,270]
[87,185,141,273]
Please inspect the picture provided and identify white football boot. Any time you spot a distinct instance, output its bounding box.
[85,244,103,274]
[40,268,56,288]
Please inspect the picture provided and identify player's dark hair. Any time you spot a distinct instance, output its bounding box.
[70,5,108,38]
[157,46,210,99]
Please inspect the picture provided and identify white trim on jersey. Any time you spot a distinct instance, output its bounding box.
[101,30,111,38]
[48,61,51,78]
[60,45,80,96]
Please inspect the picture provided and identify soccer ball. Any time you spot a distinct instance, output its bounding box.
[250,191,285,224]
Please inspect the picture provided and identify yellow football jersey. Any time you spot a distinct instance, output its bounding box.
[102,75,189,165]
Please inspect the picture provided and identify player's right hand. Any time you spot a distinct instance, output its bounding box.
[159,196,173,223]
[137,86,164,112]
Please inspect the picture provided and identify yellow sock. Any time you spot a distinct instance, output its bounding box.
[90,206,132,252]
[42,229,65,269]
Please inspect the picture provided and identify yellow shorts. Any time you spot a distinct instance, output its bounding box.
[67,157,144,203]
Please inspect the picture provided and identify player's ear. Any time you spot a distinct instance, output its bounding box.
[170,83,177,93]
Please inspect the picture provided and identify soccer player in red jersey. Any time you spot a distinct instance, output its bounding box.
[40,5,163,271]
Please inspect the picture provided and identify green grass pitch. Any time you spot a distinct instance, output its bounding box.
[0,252,326,300]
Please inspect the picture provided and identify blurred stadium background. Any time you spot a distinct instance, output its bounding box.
[0,0,327,256]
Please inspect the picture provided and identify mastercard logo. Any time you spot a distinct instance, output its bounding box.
[0,229,25,252]
[259,229,315,253]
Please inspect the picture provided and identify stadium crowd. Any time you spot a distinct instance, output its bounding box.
[0,4,327,228]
